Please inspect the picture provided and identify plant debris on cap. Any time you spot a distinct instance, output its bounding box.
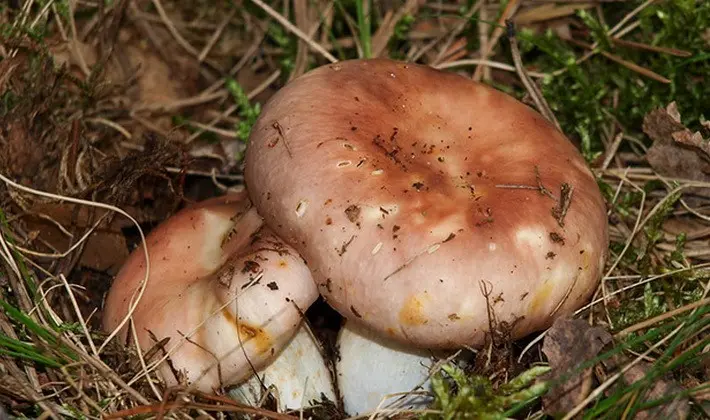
[244,58,609,349]
[102,192,320,391]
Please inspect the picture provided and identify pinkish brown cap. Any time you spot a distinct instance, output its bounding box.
[244,58,608,349]
[103,192,319,391]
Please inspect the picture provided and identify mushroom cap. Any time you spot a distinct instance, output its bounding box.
[244,58,608,349]
[103,193,319,391]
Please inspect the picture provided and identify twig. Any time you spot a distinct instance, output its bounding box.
[249,0,337,63]
[370,0,420,58]
[615,297,710,338]
[434,59,546,78]
[565,37,670,84]
[150,0,199,57]
[610,37,692,57]
[506,21,561,130]
[198,7,238,62]
[472,0,521,81]
[601,132,624,170]
[431,0,484,65]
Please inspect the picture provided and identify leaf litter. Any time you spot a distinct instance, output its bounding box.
[0,1,708,419]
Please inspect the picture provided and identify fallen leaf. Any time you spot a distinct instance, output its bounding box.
[23,203,130,273]
[542,318,690,419]
[644,102,710,185]
[602,355,690,420]
[541,318,613,416]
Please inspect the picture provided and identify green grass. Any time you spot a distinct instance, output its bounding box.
[355,0,372,58]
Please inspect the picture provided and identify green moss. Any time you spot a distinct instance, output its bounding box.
[518,0,710,161]
[421,364,550,419]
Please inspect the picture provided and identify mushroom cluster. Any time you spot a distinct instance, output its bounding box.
[104,58,608,415]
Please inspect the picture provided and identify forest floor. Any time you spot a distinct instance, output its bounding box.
[0,0,708,419]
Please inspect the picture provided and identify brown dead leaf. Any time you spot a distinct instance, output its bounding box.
[22,203,129,273]
[542,318,690,419]
[602,356,690,420]
[541,318,613,416]
[644,102,710,183]
[49,26,199,128]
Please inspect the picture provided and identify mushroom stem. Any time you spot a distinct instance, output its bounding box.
[230,321,336,411]
[336,320,442,416]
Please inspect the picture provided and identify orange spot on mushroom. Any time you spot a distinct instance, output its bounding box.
[221,309,272,355]
[529,281,554,315]
[399,294,429,326]
[278,260,288,268]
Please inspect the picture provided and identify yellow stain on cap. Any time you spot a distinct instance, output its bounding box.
[529,281,553,315]
[399,293,430,326]
[222,309,272,355]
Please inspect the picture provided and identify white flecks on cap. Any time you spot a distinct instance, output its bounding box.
[515,226,546,249]
[372,242,384,255]
[427,244,440,254]
[295,200,308,218]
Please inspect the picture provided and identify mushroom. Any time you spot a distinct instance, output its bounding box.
[244,57,608,363]
[230,323,335,410]
[103,191,335,406]
[336,319,439,416]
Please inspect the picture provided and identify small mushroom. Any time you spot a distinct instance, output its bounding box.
[102,192,333,402]
[245,58,609,350]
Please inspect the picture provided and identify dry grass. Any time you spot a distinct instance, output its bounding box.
[0,0,707,419]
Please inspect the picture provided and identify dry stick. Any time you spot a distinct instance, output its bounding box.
[370,0,420,58]
[478,0,491,81]
[249,0,337,63]
[472,0,521,81]
[131,91,227,113]
[184,69,281,144]
[615,297,710,338]
[550,0,654,77]
[66,0,91,77]
[290,0,311,80]
[562,314,692,419]
[431,0,484,65]
[105,400,297,420]
[506,21,561,130]
[610,37,692,57]
[565,37,670,84]
[435,58,547,78]
[50,332,151,406]
[150,0,199,57]
[198,7,238,62]
[601,131,624,170]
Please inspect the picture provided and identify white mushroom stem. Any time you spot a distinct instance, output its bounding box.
[336,320,441,416]
[230,322,336,411]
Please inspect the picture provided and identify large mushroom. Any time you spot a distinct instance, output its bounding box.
[103,191,335,408]
[244,58,608,410]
